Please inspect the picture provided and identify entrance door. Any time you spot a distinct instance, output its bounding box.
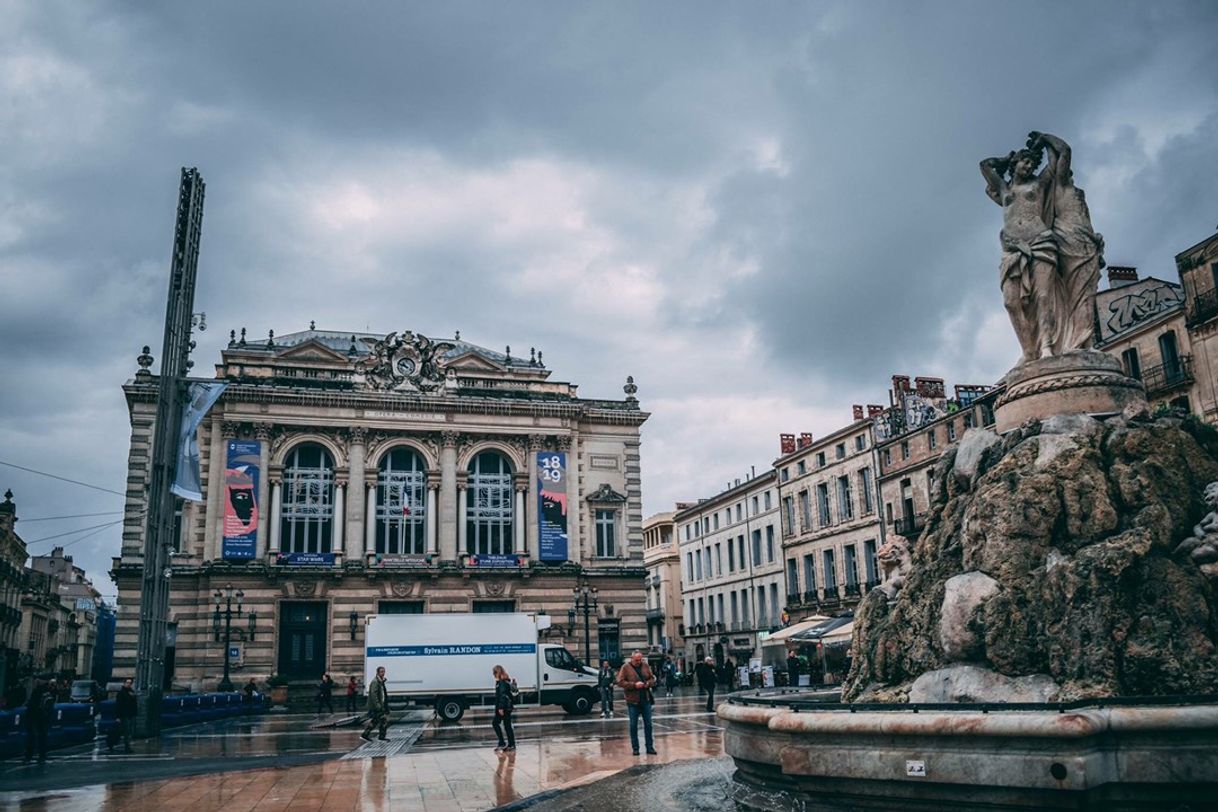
[278,601,328,679]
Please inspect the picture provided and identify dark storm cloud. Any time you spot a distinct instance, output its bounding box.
[2,0,1217,593]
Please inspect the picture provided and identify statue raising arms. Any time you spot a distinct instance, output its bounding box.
[980,142,1060,363]
[1029,131,1104,352]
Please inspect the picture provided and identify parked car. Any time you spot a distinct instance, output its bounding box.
[69,680,101,702]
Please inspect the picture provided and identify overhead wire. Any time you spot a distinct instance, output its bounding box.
[24,519,129,546]
[57,520,125,550]
[0,459,126,497]
[20,511,124,523]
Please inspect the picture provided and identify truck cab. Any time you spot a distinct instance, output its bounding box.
[539,644,600,714]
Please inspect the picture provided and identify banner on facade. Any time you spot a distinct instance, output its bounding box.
[222,439,260,560]
[373,554,433,568]
[171,382,227,501]
[468,554,526,568]
[275,552,335,566]
[536,451,568,561]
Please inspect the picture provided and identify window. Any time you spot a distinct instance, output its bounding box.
[928,429,937,450]
[378,600,424,614]
[764,491,772,511]
[467,451,514,556]
[724,508,731,526]
[171,497,184,554]
[751,529,762,566]
[796,461,806,475]
[823,549,838,591]
[1121,347,1142,379]
[474,600,517,613]
[803,554,817,594]
[376,447,427,555]
[855,435,866,452]
[780,467,790,482]
[751,496,759,514]
[837,475,854,521]
[769,584,780,623]
[835,442,846,460]
[844,545,859,588]
[728,541,735,572]
[816,482,831,526]
[964,413,975,429]
[816,451,826,468]
[765,525,775,562]
[704,548,712,579]
[707,595,715,624]
[863,539,878,585]
[545,647,577,669]
[695,550,703,580]
[782,495,795,535]
[730,592,739,624]
[595,509,617,557]
[947,421,957,442]
[717,594,725,626]
[738,535,745,571]
[735,504,742,523]
[689,599,696,625]
[698,597,705,625]
[900,441,910,460]
[714,543,722,576]
[741,589,751,623]
[799,490,812,529]
[713,513,719,530]
[686,552,694,581]
[787,559,799,594]
[756,587,767,626]
[281,443,334,555]
[1159,331,1182,378]
[859,468,874,514]
[703,517,710,534]
[883,448,892,466]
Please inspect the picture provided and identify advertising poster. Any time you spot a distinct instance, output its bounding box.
[275,552,335,566]
[222,440,260,560]
[536,451,568,561]
[469,554,525,568]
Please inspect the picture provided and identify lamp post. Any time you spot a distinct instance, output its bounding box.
[568,585,598,665]
[212,584,244,691]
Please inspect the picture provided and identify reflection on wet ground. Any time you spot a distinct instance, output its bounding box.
[2,693,733,811]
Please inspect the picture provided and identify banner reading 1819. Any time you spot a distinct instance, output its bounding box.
[222,440,260,560]
[536,451,568,561]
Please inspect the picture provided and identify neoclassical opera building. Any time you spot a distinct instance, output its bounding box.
[111,327,648,690]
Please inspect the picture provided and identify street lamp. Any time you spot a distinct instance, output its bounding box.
[212,583,244,691]
[569,585,598,665]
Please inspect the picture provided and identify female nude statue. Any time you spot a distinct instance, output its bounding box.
[980,139,1060,363]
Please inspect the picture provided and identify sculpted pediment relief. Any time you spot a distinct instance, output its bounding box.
[278,340,349,363]
[447,352,504,372]
[356,331,455,393]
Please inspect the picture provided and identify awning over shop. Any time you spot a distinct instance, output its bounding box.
[819,620,854,646]
[761,616,832,644]
[789,614,853,644]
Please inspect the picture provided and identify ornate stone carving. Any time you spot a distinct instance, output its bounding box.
[221,420,241,439]
[556,435,573,451]
[877,536,912,600]
[528,434,546,452]
[349,425,368,444]
[586,484,627,503]
[390,580,413,597]
[293,580,317,597]
[1176,481,1218,581]
[997,372,1143,408]
[485,580,507,597]
[355,331,455,393]
[253,422,273,441]
[440,430,463,448]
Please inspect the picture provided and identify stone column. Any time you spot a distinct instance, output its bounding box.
[202,416,227,561]
[365,479,377,560]
[346,427,367,562]
[426,477,439,555]
[332,480,345,562]
[254,423,272,559]
[268,479,283,556]
[559,434,577,563]
[457,482,468,557]
[527,435,544,558]
[514,485,526,555]
[439,431,460,562]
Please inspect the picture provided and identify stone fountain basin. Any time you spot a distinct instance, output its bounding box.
[720,696,1218,810]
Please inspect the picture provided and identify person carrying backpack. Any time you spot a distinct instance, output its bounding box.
[491,664,516,752]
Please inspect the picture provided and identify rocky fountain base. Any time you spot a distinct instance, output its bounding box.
[722,410,1218,809]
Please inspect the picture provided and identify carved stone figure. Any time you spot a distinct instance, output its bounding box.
[980,131,1103,363]
[356,331,455,392]
[876,536,911,600]
[1176,481,1218,578]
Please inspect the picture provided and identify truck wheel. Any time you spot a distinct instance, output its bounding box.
[566,690,594,716]
[435,697,465,722]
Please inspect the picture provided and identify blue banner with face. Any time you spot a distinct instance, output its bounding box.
[222,440,260,560]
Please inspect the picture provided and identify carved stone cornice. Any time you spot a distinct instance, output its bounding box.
[221,421,241,439]
[556,435,573,451]
[527,434,547,452]
[440,430,463,448]
[349,425,368,444]
[586,484,628,504]
[253,422,273,442]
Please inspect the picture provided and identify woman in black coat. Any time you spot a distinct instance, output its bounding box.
[492,664,516,752]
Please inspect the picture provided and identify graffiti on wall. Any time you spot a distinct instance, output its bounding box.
[1103,282,1184,339]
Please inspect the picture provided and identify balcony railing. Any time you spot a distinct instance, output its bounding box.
[802,590,819,605]
[1188,288,1218,327]
[645,607,664,621]
[822,586,839,601]
[845,582,860,597]
[1142,355,1194,396]
[786,592,802,606]
[893,513,926,537]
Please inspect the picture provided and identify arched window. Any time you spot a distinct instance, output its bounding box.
[377,447,427,555]
[467,451,514,556]
[281,443,334,555]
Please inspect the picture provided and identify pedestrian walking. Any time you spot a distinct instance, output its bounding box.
[316,672,335,714]
[616,650,657,756]
[115,677,138,753]
[725,657,737,691]
[787,651,802,688]
[346,676,358,712]
[361,666,389,741]
[23,676,53,763]
[663,657,678,698]
[597,660,616,718]
[695,656,717,713]
[491,664,517,752]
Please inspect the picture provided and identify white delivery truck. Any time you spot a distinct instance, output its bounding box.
[364,612,601,721]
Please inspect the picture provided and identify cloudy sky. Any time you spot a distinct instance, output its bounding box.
[2,1,1217,597]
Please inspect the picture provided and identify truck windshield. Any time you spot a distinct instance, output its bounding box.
[545,648,578,671]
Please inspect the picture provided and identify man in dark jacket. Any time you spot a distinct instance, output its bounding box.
[597,660,616,718]
[116,677,138,753]
[787,652,802,687]
[695,657,717,713]
[23,676,53,763]
[361,666,389,741]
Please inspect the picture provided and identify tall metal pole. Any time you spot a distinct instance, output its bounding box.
[583,602,591,664]
[136,168,205,735]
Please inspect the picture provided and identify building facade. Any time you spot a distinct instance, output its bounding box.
[642,509,687,667]
[676,472,782,669]
[774,419,883,622]
[1095,266,1196,414]
[30,547,102,680]
[112,328,649,690]
[0,491,28,701]
[1177,232,1218,422]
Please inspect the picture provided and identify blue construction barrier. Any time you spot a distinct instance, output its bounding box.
[0,692,266,760]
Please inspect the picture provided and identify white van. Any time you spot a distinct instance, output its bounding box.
[364,612,600,721]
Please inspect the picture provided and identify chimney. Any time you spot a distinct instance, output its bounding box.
[1108,266,1138,288]
[852,405,864,420]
